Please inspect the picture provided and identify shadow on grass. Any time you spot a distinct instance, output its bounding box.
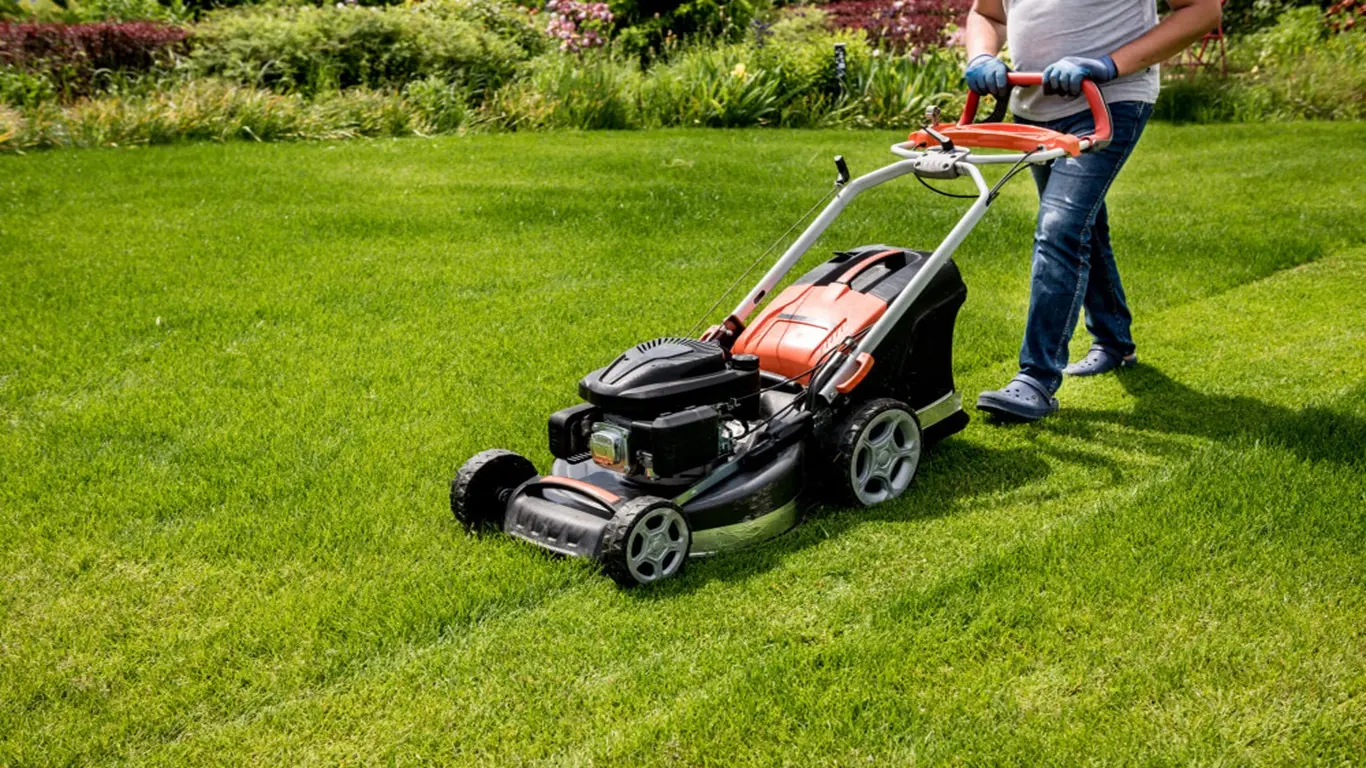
[639,440,1055,597]
[1054,366,1366,468]
[646,366,1365,596]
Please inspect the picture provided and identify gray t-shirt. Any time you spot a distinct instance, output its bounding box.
[1005,0,1160,120]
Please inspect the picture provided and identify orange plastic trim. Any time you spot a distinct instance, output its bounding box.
[540,477,621,505]
[908,123,1082,156]
[835,353,875,395]
[731,285,888,384]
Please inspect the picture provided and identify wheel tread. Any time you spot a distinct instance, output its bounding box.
[450,449,537,532]
[825,398,920,508]
[601,496,690,588]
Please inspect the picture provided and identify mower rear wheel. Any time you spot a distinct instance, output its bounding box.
[828,398,922,507]
[601,497,691,588]
[450,449,538,533]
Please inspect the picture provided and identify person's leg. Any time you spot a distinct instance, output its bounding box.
[1061,201,1140,376]
[978,102,1152,421]
[1080,202,1135,357]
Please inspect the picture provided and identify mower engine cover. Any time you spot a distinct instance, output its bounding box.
[578,337,759,419]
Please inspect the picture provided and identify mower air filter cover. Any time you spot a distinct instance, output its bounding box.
[579,337,759,419]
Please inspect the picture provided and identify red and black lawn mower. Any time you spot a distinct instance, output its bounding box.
[451,75,1113,586]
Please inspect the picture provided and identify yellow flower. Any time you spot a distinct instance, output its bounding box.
[731,63,748,80]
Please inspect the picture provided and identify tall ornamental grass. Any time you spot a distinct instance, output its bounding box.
[0,78,475,150]
[486,52,640,129]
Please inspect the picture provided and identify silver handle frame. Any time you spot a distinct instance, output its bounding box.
[725,143,1065,403]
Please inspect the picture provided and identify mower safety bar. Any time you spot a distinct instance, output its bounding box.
[959,73,1113,152]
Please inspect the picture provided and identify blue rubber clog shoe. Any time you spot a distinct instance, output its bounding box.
[1064,346,1138,377]
[976,375,1059,423]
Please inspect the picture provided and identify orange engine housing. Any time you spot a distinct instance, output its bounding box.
[732,283,887,383]
[732,251,900,383]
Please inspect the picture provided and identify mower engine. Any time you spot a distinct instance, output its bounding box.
[551,337,761,483]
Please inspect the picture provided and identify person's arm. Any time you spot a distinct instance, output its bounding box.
[1111,0,1223,75]
[965,0,1008,61]
[964,0,1011,95]
[1042,0,1223,96]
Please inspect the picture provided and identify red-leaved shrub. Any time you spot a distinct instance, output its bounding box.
[0,22,188,98]
[1327,0,1362,33]
[822,0,970,53]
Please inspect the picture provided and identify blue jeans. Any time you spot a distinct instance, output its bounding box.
[1013,101,1153,394]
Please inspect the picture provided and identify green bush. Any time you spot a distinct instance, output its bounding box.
[1221,0,1331,34]
[189,0,544,97]
[764,5,828,45]
[0,67,58,108]
[1158,33,1366,121]
[486,52,641,129]
[1241,27,1366,118]
[612,0,770,61]
[640,44,784,126]
[1230,5,1329,68]
[1159,8,1366,122]
[842,47,959,128]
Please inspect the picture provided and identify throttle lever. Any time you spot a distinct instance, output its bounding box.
[834,155,850,186]
[920,104,954,151]
[922,125,955,152]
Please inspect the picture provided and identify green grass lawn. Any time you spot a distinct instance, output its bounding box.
[3,123,1365,765]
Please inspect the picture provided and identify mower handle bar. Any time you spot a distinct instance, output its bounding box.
[723,75,1114,400]
[960,73,1113,150]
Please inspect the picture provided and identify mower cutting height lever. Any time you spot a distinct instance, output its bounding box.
[450,74,1114,587]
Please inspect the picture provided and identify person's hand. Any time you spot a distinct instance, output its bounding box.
[965,54,1010,98]
[1041,56,1118,97]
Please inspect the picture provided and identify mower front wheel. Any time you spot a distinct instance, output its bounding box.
[828,398,923,508]
[601,497,691,588]
[450,449,538,533]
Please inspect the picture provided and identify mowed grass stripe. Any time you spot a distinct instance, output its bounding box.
[112,248,1366,765]
[1,126,1364,764]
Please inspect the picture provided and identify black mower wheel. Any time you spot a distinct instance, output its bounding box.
[826,398,923,508]
[450,449,538,533]
[601,496,691,588]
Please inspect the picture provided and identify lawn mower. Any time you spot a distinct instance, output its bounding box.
[451,74,1113,586]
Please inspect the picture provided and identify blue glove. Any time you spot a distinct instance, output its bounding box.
[1042,55,1118,97]
[965,54,1010,98]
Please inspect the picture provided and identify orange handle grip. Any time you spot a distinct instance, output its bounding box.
[958,73,1111,149]
[834,353,875,395]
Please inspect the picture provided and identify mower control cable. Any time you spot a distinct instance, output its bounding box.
[915,147,1042,205]
[686,165,848,340]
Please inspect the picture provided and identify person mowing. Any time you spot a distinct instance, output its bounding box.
[966,0,1222,422]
